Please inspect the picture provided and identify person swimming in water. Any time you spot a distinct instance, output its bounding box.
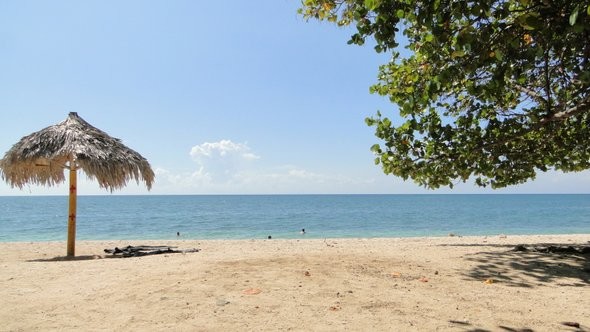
[300,228,306,235]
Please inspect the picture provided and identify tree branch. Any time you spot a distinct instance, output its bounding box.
[544,46,552,114]
[539,96,590,124]
[512,83,547,104]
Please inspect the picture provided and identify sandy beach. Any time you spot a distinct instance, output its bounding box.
[1,234,588,331]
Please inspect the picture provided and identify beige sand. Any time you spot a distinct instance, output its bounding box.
[1,234,588,331]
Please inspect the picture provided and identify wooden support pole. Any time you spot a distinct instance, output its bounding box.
[66,160,77,257]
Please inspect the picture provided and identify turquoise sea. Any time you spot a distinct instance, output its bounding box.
[0,194,589,242]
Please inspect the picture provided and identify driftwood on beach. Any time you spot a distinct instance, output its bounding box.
[104,245,200,257]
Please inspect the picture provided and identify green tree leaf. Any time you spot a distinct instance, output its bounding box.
[570,5,579,26]
[364,0,381,10]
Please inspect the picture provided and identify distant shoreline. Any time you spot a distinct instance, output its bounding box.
[3,233,589,244]
[3,232,590,244]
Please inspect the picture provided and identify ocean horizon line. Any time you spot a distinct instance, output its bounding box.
[2,192,590,198]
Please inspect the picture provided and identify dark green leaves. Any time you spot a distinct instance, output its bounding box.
[516,12,543,30]
[301,0,590,189]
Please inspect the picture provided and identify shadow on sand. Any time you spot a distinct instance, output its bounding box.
[442,242,590,287]
[438,243,586,332]
[27,254,119,262]
[448,319,587,332]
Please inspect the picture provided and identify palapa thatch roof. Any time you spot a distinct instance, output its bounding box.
[0,112,154,191]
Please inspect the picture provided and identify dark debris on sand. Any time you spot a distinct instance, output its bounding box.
[104,245,200,257]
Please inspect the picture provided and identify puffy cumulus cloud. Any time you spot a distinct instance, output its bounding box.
[144,140,252,194]
[190,140,260,160]
[186,140,261,186]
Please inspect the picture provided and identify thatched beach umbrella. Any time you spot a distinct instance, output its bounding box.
[0,112,154,256]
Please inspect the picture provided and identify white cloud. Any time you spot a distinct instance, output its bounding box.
[185,140,261,187]
[190,140,260,160]
[242,152,261,160]
[149,141,380,194]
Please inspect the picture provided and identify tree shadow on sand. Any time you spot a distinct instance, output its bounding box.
[444,243,590,288]
[27,254,120,262]
[448,319,538,332]
[448,319,588,332]
[27,246,200,262]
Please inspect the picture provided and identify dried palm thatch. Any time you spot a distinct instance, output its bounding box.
[0,112,154,191]
[0,112,154,256]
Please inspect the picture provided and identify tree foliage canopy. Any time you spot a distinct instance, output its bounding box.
[300,0,590,189]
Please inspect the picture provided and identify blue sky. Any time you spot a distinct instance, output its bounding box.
[1,1,588,195]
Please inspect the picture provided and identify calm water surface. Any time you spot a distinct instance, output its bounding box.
[0,194,588,242]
